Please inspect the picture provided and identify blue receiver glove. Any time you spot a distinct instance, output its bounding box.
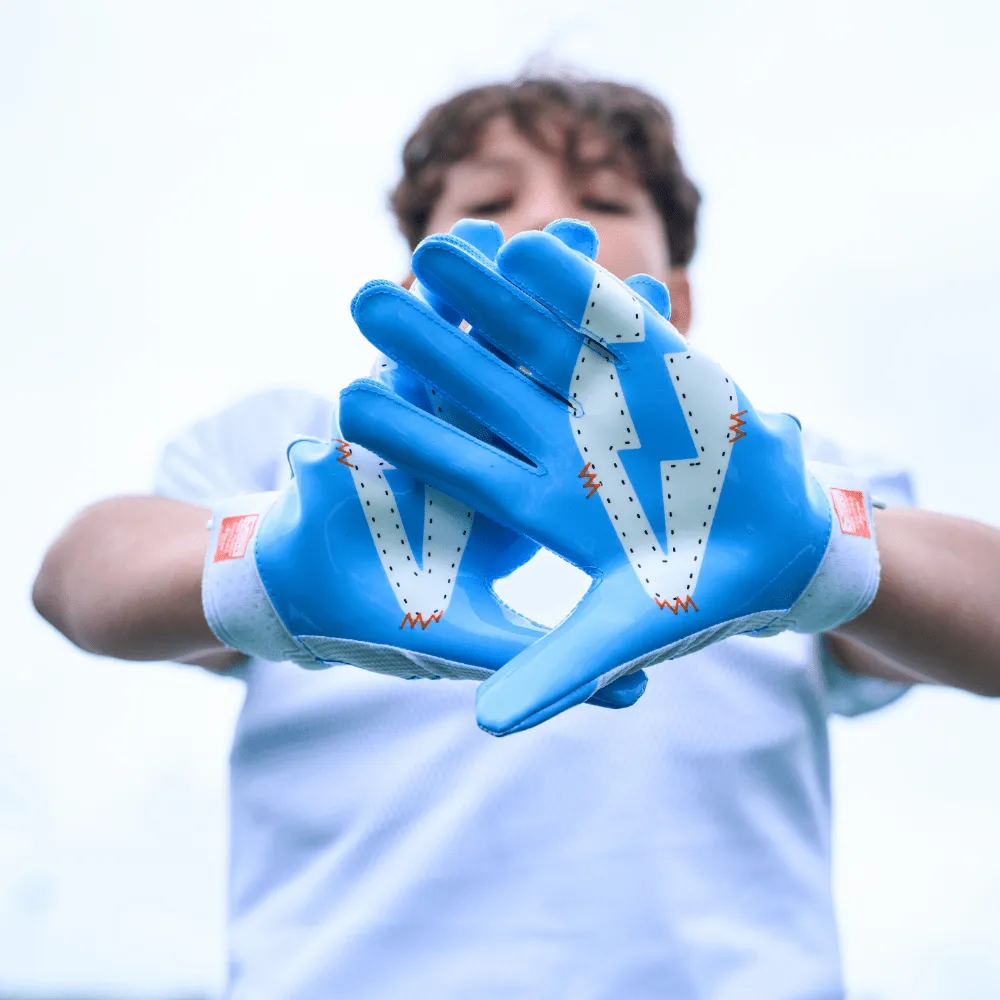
[199,218,647,708]
[339,219,882,735]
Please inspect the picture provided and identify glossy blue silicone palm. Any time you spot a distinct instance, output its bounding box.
[339,220,850,734]
[206,218,647,709]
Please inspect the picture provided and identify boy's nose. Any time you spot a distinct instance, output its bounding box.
[514,189,578,236]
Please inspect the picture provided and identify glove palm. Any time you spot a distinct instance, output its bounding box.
[340,220,880,734]
[202,219,648,708]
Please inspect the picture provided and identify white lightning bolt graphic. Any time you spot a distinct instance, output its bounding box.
[571,272,737,609]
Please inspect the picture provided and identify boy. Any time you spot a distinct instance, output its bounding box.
[33,77,1000,998]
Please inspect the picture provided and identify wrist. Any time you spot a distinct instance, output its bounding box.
[783,461,881,634]
[202,492,307,664]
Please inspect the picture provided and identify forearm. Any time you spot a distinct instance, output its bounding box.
[830,507,1000,696]
[33,495,238,665]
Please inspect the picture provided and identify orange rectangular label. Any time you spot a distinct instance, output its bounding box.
[830,488,871,538]
[213,514,259,562]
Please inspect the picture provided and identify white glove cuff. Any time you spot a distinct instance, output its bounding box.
[783,461,881,634]
[202,492,312,664]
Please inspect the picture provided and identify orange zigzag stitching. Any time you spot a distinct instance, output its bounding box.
[655,595,699,614]
[399,610,444,630]
[578,461,602,498]
[728,410,748,443]
[333,438,356,469]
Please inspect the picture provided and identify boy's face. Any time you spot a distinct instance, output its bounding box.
[425,115,691,333]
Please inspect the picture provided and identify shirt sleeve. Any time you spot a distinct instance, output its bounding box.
[153,388,337,506]
[803,432,919,717]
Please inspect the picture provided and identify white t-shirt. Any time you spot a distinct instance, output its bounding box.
[155,388,913,1000]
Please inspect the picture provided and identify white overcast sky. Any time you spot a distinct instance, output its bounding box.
[1,1,998,997]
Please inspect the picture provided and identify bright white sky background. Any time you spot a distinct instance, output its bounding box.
[1,2,998,997]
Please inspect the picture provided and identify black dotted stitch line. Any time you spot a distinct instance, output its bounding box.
[578,357,658,575]
[353,458,474,611]
[664,354,721,592]
[583,282,643,341]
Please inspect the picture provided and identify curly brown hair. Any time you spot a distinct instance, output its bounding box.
[389,76,702,268]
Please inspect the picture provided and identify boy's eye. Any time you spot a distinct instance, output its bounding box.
[466,197,513,215]
[580,196,630,215]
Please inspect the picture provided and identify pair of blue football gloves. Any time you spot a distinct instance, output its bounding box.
[202,219,881,735]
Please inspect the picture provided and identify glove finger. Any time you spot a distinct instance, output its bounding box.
[475,574,703,736]
[497,230,686,353]
[339,378,532,526]
[352,280,558,457]
[585,668,648,709]
[412,219,506,325]
[544,218,599,259]
[624,273,671,320]
[430,219,598,368]
[450,217,505,259]
[285,435,327,474]
[412,234,590,401]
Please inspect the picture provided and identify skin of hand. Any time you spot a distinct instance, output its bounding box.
[32,496,241,669]
[827,508,1000,696]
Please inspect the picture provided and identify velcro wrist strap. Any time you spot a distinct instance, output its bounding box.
[784,462,881,634]
[202,492,313,664]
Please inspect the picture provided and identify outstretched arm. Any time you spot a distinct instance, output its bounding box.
[32,495,241,670]
[827,507,1000,696]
